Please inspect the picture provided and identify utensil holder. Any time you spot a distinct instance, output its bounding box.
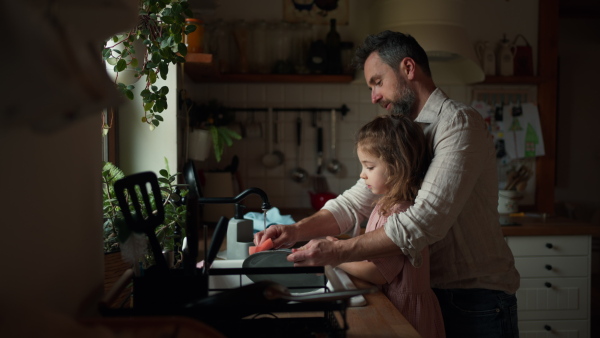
[132,269,208,314]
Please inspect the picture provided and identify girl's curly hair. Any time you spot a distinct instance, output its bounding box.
[356,114,431,216]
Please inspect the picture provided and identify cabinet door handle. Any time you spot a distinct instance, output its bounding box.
[545,243,553,249]
[544,282,552,288]
[544,325,552,331]
[545,264,553,271]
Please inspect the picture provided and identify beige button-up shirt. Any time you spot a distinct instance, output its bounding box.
[324,88,520,294]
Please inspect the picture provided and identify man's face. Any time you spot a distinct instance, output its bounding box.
[364,52,416,117]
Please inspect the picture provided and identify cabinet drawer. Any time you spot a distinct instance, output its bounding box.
[506,236,590,257]
[515,256,589,278]
[518,319,589,338]
[517,277,589,320]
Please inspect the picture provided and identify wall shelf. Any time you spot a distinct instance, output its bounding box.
[183,53,354,83]
[481,75,544,85]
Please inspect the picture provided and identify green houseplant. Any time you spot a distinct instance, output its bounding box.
[184,98,242,162]
[102,159,188,266]
[102,0,196,130]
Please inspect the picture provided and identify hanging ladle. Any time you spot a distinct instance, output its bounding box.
[261,107,284,168]
[326,109,342,174]
[290,116,309,182]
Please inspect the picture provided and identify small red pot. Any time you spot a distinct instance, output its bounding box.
[308,191,338,210]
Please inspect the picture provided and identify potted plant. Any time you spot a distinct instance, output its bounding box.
[102,159,188,267]
[184,98,242,162]
[102,0,196,130]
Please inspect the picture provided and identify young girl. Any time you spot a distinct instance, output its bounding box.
[337,114,445,338]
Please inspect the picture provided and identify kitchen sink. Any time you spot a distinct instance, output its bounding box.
[208,259,367,307]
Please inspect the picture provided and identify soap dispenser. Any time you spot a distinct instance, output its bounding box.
[226,204,255,260]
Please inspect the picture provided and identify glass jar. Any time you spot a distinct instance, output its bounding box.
[291,22,311,74]
[271,21,293,74]
[212,20,234,73]
[250,20,270,74]
[184,18,204,53]
[233,20,250,73]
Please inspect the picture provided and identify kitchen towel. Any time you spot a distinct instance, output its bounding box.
[244,207,295,233]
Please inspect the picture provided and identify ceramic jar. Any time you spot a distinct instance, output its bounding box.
[497,37,516,76]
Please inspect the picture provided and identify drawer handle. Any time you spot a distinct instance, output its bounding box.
[545,264,553,271]
[545,243,553,249]
[544,325,552,331]
[544,282,552,288]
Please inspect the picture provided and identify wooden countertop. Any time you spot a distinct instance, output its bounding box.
[273,275,421,337]
[500,215,600,237]
[344,276,422,337]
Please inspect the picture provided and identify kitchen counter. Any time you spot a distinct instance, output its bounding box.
[272,275,421,337]
[197,217,421,337]
[500,215,600,237]
[344,276,422,337]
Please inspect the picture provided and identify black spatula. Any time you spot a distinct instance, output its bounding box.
[114,171,168,272]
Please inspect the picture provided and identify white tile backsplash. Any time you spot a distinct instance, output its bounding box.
[191,82,471,210]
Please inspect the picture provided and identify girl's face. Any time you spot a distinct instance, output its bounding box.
[357,147,389,195]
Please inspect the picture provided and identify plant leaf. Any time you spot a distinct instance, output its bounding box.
[159,62,168,80]
[116,59,127,72]
[148,70,157,84]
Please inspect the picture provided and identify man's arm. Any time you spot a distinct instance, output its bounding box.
[383,106,495,265]
[255,179,376,248]
[288,228,402,267]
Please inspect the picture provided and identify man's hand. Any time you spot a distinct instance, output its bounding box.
[253,224,299,249]
[287,236,344,267]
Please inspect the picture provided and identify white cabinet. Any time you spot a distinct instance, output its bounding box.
[506,235,591,338]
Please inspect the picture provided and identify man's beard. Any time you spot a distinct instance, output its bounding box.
[390,85,416,117]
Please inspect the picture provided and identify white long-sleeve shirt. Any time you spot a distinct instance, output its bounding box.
[324,88,520,293]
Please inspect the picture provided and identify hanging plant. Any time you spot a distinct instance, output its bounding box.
[102,0,196,130]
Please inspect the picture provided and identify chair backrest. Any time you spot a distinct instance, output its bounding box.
[184,160,203,200]
[183,160,202,274]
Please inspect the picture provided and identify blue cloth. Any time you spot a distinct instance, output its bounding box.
[433,288,519,338]
[244,207,295,233]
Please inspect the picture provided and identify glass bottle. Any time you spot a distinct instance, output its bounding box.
[325,18,342,74]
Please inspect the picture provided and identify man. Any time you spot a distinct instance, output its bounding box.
[255,30,520,338]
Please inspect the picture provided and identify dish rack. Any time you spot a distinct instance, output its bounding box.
[207,265,349,338]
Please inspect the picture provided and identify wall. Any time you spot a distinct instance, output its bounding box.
[0,116,104,317]
[118,64,179,175]
[185,0,540,211]
[556,15,600,223]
